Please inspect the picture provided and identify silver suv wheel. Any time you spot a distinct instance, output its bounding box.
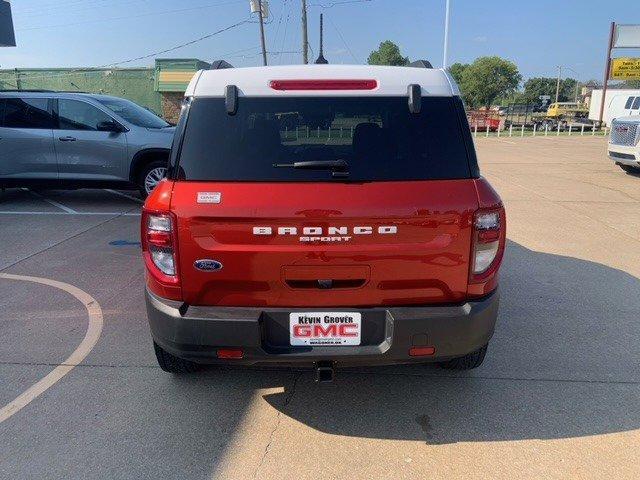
[144,167,167,194]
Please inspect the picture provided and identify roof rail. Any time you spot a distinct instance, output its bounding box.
[0,89,55,93]
[209,60,234,70]
[408,60,433,69]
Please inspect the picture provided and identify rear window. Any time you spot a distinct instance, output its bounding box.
[175,96,473,182]
[0,97,53,129]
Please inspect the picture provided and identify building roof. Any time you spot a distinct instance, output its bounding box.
[185,64,459,98]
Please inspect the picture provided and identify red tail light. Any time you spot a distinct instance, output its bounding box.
[217,348,244,359]
[469,208,505,284]
[269,79,378,91]
[141,210,181,299]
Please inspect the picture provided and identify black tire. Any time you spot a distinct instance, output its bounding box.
[438,344,488,370]
[618,164,639,174]
[138,160,168,198]
[153,342,201,374]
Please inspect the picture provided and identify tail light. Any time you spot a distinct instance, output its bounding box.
[141,210,181,297]
[470,209,505,283]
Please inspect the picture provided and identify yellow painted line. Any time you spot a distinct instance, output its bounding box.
[0,273,103,424]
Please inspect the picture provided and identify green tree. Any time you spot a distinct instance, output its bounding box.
[367,41,409,66]
[522,77,580,104]
[620,79,640,89]
[458,56,521,108]
[448,62,468,85]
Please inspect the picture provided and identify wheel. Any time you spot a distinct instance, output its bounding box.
[618,164,639,174]
[438,344,488,370]
[153,342,201,374]
[138,160,168,198]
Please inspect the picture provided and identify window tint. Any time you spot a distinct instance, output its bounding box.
[624,97,634,109]
[0,97,53,129]
[95,97,169,129]
[176,96,472,182]
[57,99,112,130]
[633,97,640,110]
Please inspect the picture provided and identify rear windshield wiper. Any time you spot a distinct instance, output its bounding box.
[273,159,350,177]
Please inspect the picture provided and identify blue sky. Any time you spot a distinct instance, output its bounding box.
[1,0,639,82]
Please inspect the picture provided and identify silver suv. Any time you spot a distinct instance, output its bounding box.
[0,91,175,196]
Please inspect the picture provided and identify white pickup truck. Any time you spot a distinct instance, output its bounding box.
[609,116,640,173]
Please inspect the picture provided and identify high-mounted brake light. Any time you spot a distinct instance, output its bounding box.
[470,209,505,282]
[269,79,377,91]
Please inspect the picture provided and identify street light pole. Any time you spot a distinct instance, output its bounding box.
[554,65,562,104]
[442,0,450,68]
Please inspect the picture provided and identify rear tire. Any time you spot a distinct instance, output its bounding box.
[153,342,201,374]
[138,160,168,198]
[438,344,488,370]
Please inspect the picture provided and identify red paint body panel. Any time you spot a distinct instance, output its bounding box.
[156,180,482,307]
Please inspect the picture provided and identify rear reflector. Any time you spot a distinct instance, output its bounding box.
[409,346,436,357]
[217,348,244,359]
[269,79,378,91]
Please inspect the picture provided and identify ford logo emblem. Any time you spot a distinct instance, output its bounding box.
[194,259,223,271]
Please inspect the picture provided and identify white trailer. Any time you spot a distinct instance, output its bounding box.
[589,89,640,125]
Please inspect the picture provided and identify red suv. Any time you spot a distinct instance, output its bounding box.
[142,64,505,379]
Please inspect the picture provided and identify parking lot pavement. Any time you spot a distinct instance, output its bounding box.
[1,137,639,479]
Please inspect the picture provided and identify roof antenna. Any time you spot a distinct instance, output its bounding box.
[315,14,328,64]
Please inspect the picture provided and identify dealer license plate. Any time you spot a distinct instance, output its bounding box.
[289,312,362,346]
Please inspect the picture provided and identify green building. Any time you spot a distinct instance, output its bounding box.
[0,58,210,122]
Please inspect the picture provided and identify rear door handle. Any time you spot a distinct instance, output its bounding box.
[58,136,77,142]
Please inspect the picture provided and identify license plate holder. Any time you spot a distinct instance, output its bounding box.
[289,312,362,346]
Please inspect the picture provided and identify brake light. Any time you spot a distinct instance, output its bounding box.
[470,209,505,283]
[269,79,378,91]
[141,210,180,287]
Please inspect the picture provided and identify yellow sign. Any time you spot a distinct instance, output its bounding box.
[611,57,640,80]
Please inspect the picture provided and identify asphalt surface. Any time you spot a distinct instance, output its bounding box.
[1,136,639,479]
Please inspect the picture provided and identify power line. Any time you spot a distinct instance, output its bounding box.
[278,8,292,65]
[326,16,358,63]
[308,0,373,9]
[6,20,251,82]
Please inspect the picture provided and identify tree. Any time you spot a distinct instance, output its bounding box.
[620,79,640,89]
[448,63,468,85]
[367,41,409,66]
[458,56,521,108]
[522,77,580,105]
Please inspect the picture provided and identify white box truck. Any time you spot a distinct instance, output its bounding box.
[589,89,640,125]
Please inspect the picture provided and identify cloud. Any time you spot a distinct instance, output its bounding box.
[328,48,348,56]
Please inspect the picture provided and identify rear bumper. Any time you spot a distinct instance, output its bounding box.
[145,288,499,366]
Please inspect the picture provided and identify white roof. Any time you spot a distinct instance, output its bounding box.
[185,64,459,98]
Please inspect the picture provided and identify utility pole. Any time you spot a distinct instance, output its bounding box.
[302,0,309,64]
[442,0,451,68]
[258,0,268,66]
[554,65,562,104]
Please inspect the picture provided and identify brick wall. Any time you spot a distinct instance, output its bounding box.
[160,92,184,124]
